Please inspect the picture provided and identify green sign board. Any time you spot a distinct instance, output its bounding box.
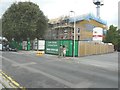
[45,40,59,54]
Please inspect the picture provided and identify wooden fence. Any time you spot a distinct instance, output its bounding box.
[78,41,114,57]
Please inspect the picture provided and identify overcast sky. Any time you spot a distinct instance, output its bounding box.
[0,0,119,27]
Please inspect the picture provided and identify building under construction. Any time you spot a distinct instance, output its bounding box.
[46,13,107,41]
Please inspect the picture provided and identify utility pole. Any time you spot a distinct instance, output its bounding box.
[70,11,76,57]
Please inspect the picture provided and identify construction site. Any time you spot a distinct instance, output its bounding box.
[45,0,114,57]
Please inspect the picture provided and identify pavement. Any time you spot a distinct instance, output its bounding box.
[1,51,119,88]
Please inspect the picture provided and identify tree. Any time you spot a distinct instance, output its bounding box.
[2,2,48,42]
[104,25,119,51]
[117,29,120,51]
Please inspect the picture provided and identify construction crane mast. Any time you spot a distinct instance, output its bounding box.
[93,0,104,18]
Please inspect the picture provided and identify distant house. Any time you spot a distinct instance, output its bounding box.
[46,13,107,41]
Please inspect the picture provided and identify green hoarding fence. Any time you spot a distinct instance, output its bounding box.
[18,41,22,50]
[45,40,78,57]
[59,40,73,56]
[75,40,78,57]
[27,40,31,51]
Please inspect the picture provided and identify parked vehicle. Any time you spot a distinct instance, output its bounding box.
[9,46,17,52]
[2,44,7,51]
[1,44,17,52]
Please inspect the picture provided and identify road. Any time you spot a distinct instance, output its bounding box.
[1,51,118,88]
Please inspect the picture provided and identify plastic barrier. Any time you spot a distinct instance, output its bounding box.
[36,51,44,56]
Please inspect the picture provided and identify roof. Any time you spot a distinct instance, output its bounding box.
[48,16,69,24]
[68,13,107,25]
[49,13,107,25]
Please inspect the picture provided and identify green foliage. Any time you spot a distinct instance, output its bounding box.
[105,25,117,45]
[2,2,48,41]
[104,25,120,50]
[117,29,120,47]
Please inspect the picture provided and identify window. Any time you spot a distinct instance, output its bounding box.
[64,30,67,33]
[72,29,74,33]
[78,35,80,41]
[78,28,80,33]
[0,40,1,44]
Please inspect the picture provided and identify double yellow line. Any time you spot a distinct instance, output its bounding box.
[0,70,26,90]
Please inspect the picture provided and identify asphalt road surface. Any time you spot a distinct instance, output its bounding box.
[1,51,118,88]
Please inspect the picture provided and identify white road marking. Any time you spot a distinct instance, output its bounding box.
[80,61,118,71]
[1,56,75,88]
[12,62,36,67]
[4,52,24,55]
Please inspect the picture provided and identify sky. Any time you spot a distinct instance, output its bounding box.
[0,0,119,27]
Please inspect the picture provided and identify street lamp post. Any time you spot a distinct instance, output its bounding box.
[70,11,76,57]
